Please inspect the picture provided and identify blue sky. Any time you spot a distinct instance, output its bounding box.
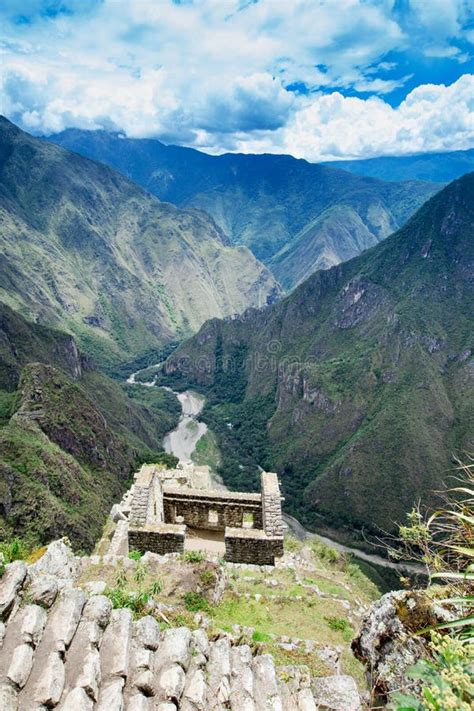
[1,0,473,160]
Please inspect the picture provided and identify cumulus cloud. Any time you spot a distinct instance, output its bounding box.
[271,74,474,161]
[0,0,473,159]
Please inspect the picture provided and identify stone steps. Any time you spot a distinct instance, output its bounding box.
[0,541,362,710]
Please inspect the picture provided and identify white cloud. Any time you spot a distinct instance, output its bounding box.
[273,74,474,161]
[0,0,472,159]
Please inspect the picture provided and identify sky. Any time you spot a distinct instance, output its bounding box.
[1,0,473,161]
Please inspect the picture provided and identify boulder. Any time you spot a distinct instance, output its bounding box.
[27,575,58,607]
[312,675,361,711]
[134,615,160,651]
[60,686,94,710]
[28,539,79,585]
[352,590,431,696]
[7,643,34,689]
[34,650,65,706]
[0,561,27,620]
[21,604,47,647]
[0,681,18,711]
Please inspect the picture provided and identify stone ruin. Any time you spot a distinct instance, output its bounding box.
[121,464,285,565]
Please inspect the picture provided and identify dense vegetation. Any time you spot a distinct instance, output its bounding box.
[47,127,439,290]
[0,302,179,550]
[162,174,474,541]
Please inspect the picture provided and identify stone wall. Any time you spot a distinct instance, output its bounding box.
[261,472,284,536]
[225,527,284,565]
[129,523,185,555]
[129,465,164,526]
[163,488,263,531]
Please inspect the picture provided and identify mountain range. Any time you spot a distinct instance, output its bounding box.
[0,301,180,549]
[162,174,474,540]
[0,117,279,369]
[324,148,474,183]
[46,129,440,290]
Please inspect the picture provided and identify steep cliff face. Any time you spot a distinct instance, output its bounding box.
[0,303,180,548]
[0,117,280,368]
[162,175,474,537]
[46,128,439,290]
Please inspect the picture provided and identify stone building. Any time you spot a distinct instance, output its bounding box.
[126,464,285,565]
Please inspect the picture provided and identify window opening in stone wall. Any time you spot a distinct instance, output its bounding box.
[208,509,219,524]
[243,512,254,529]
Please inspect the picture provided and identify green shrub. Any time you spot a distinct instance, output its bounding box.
[390,633,474,711]
[184,550,205,563]
[0,537,29,563]
[128,550,142,561]
[183,591,210,613]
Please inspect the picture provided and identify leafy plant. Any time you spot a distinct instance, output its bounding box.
[391,633,474,711]
[0,537,30,563]
[184,550,204,563]
[128,550,142,561]
[388,456,474,709]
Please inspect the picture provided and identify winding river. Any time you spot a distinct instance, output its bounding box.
[163,390,208,462]
[127,364,424,576]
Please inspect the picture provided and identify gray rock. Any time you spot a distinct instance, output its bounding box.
[252,654,283,711]
[96,677,125,710]
[134,615,160,650]
[191,628,210,659]
[83,580,107,596]
[76,647,101,701]
[111,504,127,522]
[134,669,155,696]
[0,621,5,648]
[28,539,79,584]
[0,561,27,620]
[156,627,191,671]
[51,588,87,652]
[0,681,18,711]
[181,667,207,710]
[207,636,231,708]
[230,645,255,711]
[99,608,132,679]
[60,686,94,711]
[157,664,186,703]
[127,692,150,711]
[7,643,34,689]
[34,651,65,706]
[21,604,47,647]
[82,594,112,628]
[26,575,58,608]
[312,675,361,711]
[352,590,428,696]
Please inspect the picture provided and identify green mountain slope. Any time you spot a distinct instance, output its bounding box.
[161,174,474,540]
[0,117,280,368]
[0,302,180,549]
[45,129,439,290]
[324,148,474,183]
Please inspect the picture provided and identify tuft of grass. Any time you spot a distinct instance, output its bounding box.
[128,550,142,561]
[183,591,210,613]
[184,550,205,563]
